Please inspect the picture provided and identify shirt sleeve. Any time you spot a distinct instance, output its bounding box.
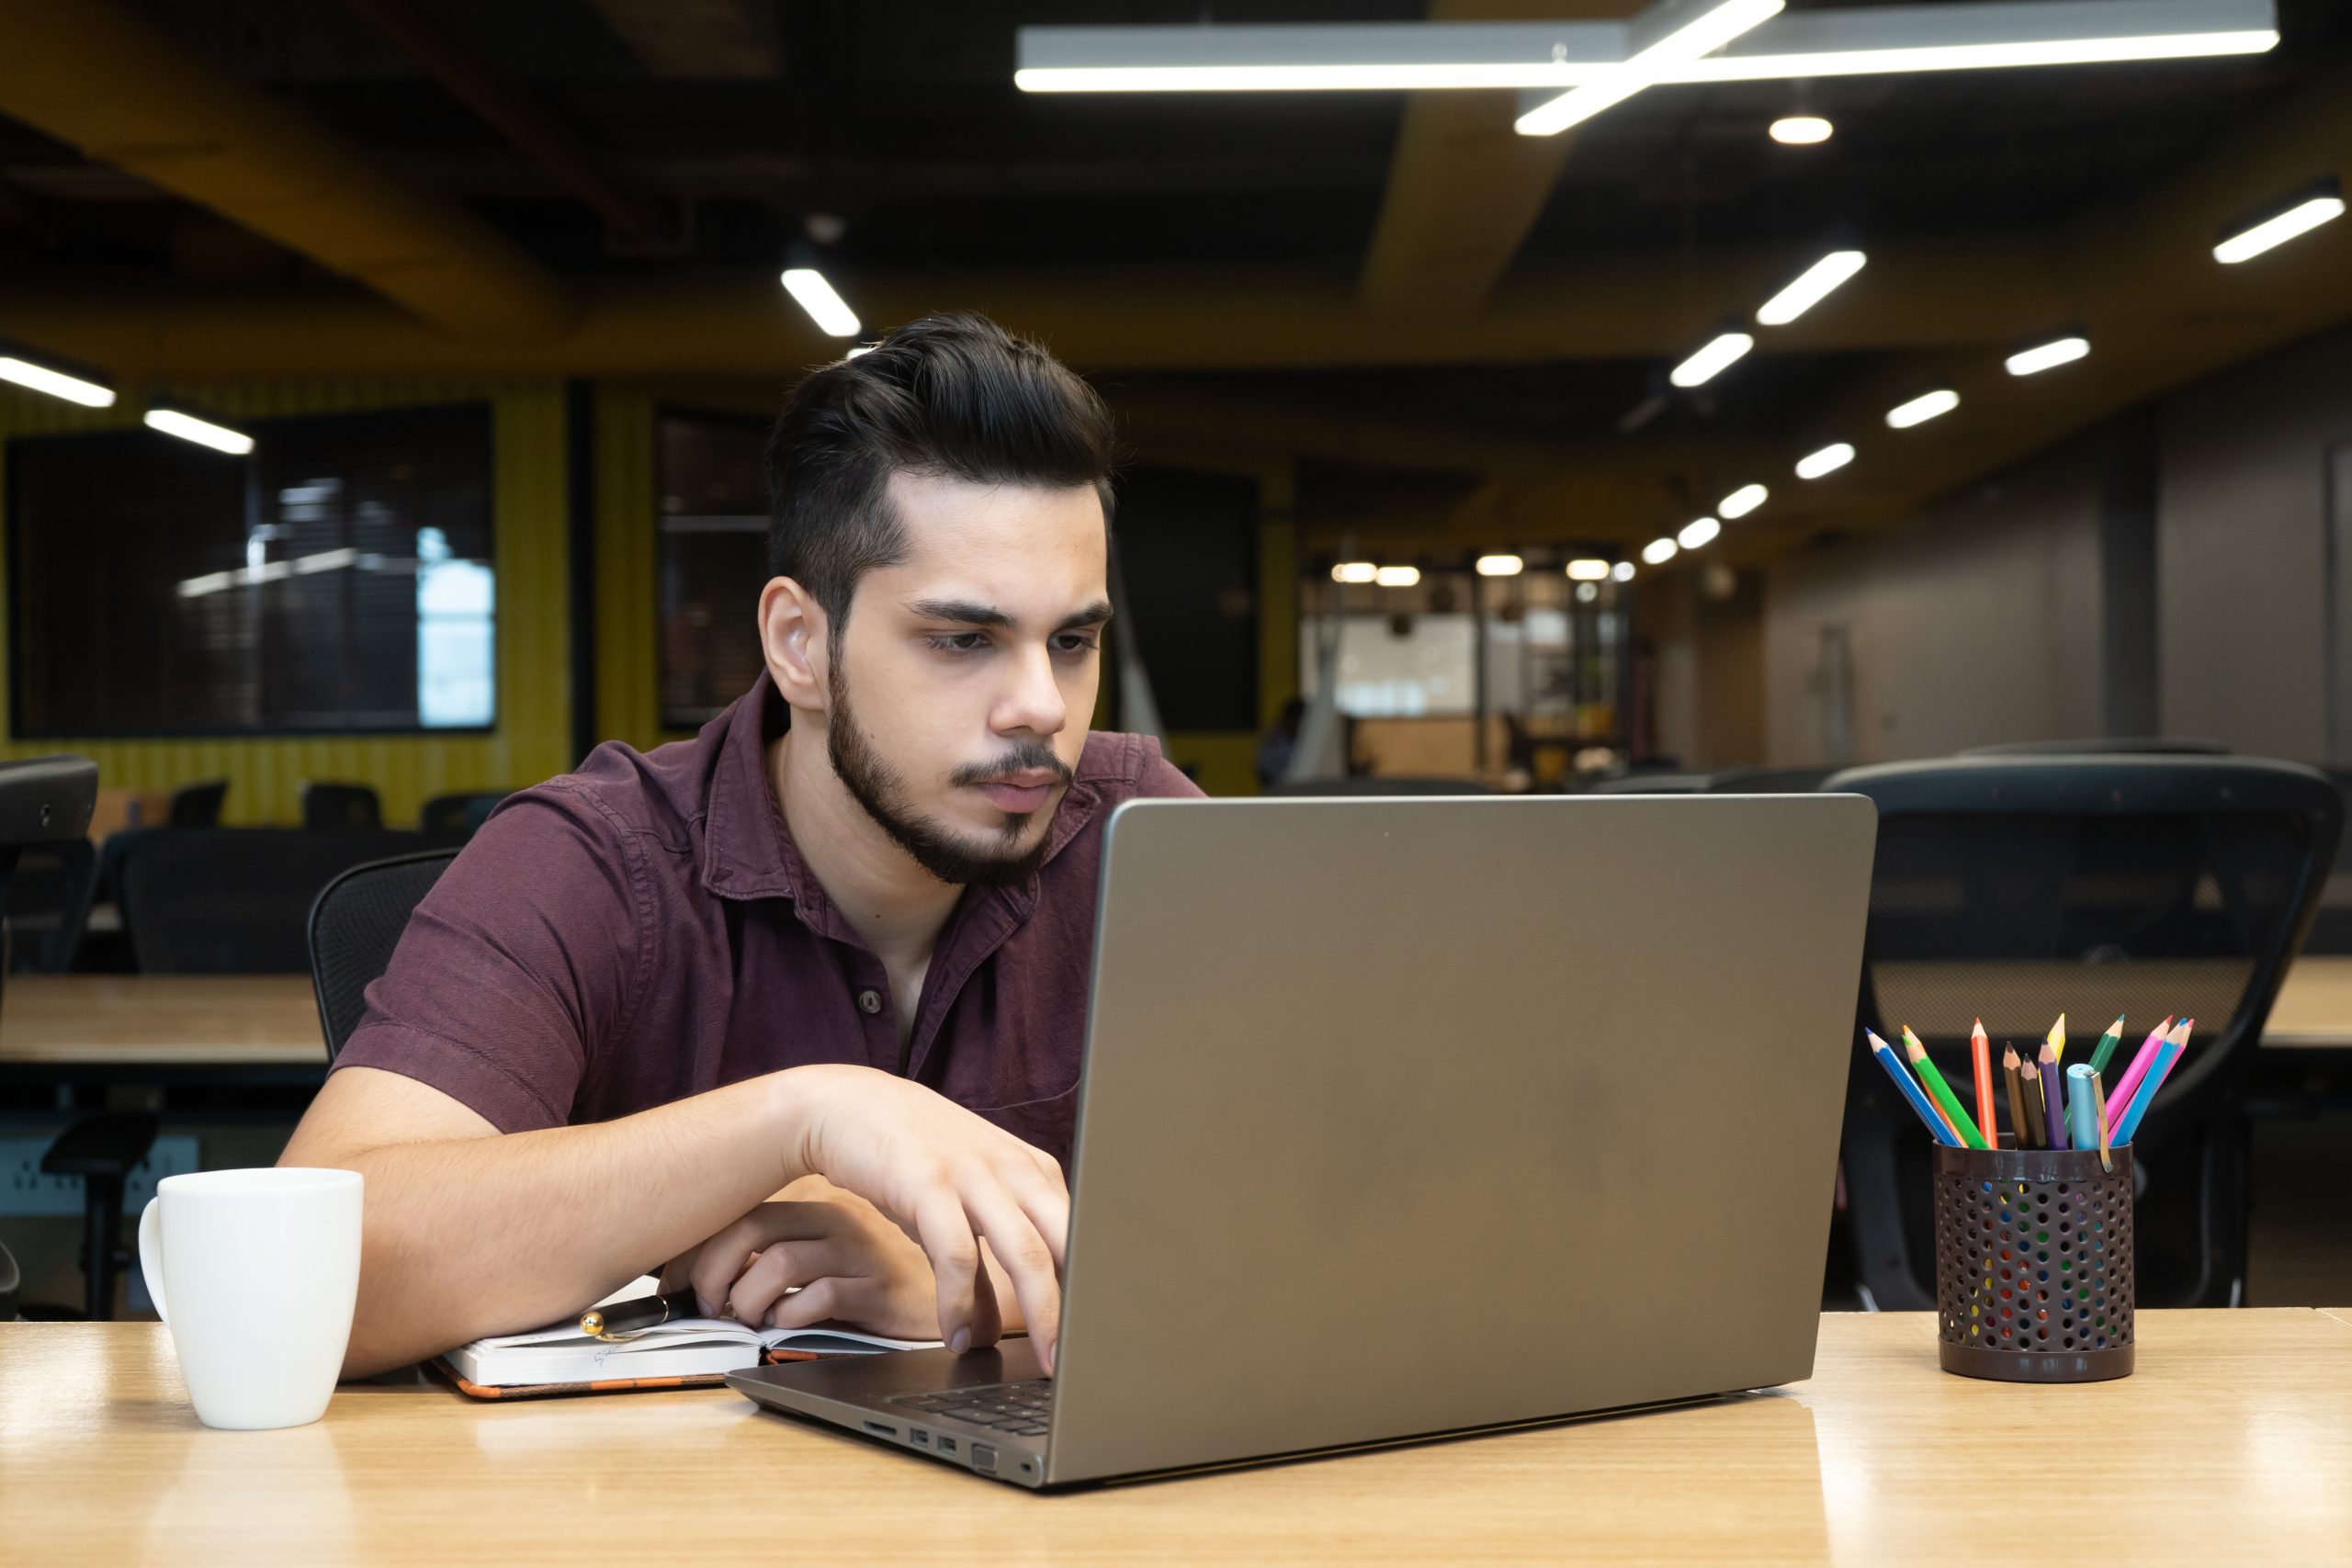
[1134,737,1209,800]
[332,783,648,1134]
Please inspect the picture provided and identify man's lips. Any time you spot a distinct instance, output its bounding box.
[971,771,1060,813]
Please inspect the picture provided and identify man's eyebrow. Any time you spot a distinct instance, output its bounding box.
[903,597,1114,634]
[1055,600,1114,633]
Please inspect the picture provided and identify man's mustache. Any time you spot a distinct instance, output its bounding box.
[949,742,1073,789]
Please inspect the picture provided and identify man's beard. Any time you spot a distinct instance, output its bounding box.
[826,655,1070,888]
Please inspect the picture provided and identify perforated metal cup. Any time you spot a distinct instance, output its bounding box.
[1932,1142,2135,1382]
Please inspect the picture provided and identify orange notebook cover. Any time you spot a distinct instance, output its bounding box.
[426,1347,824,1402]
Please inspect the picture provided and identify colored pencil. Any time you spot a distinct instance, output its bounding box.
[1867,1030,1963,1146]
[2086,1015,2129,1078]
[2038,1043,2069,1149]
[1904,1027,1987,1149]
[1971,1020,1996,1153]
[2065,1062,2099,1154]
[2114,1025,2192,1144]
[2018,1062,2048,1150]
[2104,1021,2171,1128]
[2001,1045,2031,1152]
[2091,1069,2114,1173]
[1891,1026,1960,1141]
[2045,1012,2067,1066]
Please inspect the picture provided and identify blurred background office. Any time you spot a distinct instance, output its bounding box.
[1,0,2349,1320]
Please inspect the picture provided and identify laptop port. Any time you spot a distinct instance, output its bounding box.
[971,1443,998,1473]
[937,1437,956,1455]
[863,1422,899,1438]
[910,1430,930,1447]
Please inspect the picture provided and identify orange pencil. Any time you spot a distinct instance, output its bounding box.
[1971,1019,1996,1154]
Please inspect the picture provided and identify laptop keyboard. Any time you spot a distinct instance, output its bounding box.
[888,1380,1053,1436]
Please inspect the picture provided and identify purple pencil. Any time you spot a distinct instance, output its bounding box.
[2037,1043,2069,1149]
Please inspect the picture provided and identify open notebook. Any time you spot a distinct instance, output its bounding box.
[439,1277,938,1397]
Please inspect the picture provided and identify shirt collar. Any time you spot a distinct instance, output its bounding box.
[697,675,1109,920]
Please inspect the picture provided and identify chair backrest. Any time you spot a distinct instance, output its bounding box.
[1961,737,2230,757]
[1700,765,1838,794]
[1262,775,1490,796]
[1581,772,1708,795]
[418,789,511,836]
[300,782,383,832]
[118,828,464,974]
[307,851,459,1061]
[0,756,98,981]
[3,838,99,973]
[168,777,229,827]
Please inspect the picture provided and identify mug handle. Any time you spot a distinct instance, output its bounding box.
[137,1197,169,1325]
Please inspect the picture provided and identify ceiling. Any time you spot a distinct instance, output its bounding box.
[1,0,2349,566]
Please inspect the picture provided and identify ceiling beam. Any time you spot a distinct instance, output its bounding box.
[584,0,781,79]
[1357,2,1634,320]
[0,0,573,338]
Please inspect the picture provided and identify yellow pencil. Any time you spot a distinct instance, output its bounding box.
[2046,1012,2067,1066]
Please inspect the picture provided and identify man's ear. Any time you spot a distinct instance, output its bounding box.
[759,577,832,716]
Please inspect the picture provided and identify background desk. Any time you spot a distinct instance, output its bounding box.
[3,1312,2347,1563]
[2268,955,2352,1050]
[0,976,324,1088]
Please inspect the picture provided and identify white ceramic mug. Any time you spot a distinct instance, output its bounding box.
[137,1168,363,1430]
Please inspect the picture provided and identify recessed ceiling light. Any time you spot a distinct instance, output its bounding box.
[1642,537,1680,566]
[2006,335,2091,376]
[1374,565,1421,588]
[1331,561,1377,583]
[1886,389,1960,429]
[1611,560,1636,582]
[1770,115,1833,144]
[1795,442,1856,479]
[1678,516,1723,549]
[1476,553,1525,577]
[1566,558,1611,581]
[781,267,861,337]
[1755,250,1867,326]
[2214,184,2346,265]
[1669,331,1756,389]
[1718,483,1769,520]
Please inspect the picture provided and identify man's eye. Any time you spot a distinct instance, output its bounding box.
[926,633,987,653]
[1054,635,1100,654]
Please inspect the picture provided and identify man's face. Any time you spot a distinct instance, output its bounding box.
[823,469,1110,887]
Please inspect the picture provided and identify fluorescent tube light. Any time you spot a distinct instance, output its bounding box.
[1670,331,1755,389]
[2214,188,2346,264]
[0,355,115,408]
[782,267,861,337]
[1755,249,1867,325]
[1374,565,1421,588]
[1678,516,1723,549]
[1476,553,1525,577]
[1015,21,1626,94]
[1331,561,1378,583]
[2006,335,2091,376]
[1518,0,1785,136]
[1795,442,1856,479]
[1642,537,1680,566]
[1658,1,2279,83]
[1886,389,1960,429]
[1718,483,1769,519]
[1612,560,1637,582]
[1566,558,1612,581]
[1770,115,1832,143]
[144,408,254,455]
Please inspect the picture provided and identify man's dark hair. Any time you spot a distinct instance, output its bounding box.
[763,311,1117,627]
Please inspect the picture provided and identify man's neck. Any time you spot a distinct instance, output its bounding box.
[767,723,965,971]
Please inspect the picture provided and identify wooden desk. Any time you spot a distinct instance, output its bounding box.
[0,976,324,1079]
[3,1312,2346,1562]
[2268,955,2352,1050]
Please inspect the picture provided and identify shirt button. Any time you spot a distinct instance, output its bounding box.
[857,989,884,1015]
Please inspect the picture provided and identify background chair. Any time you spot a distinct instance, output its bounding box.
[1701,765,1838,794]
[1579,772,1708,795]
[1962,738,2230,757]
[0,756,153,1321]
[1262,775,1491,796]
[417,789,511,838]
[119,829,464,974]
[300,782,383,831]
[4,837,98,972]
[167,777,229,827]
[307,850,459,1060]
[1829,755,2339,1311]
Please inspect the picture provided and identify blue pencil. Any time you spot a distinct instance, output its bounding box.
[2065,1063,2099,1154]
[1867,1030,1962,1146]
[2111,1040,2184,1145]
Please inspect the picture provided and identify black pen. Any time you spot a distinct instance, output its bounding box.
[579,1288,701,1338]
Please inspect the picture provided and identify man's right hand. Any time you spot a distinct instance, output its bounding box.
[775,1064,1069,1371]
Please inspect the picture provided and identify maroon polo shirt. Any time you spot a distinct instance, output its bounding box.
[334,677,1201,1167]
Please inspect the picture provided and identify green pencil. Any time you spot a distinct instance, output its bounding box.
[2091,1014,2156,1079]
[1902,1027,1987,1149]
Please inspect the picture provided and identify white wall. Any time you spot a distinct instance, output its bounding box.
[1760,437,2106,765]
[2156,322,2352,763]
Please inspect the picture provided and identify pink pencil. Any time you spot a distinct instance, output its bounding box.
[2108,1017,2192,1127]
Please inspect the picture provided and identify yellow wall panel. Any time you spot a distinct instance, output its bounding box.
[0,378,572,826]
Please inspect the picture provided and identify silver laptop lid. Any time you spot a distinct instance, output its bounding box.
[1044,794,1876,1484]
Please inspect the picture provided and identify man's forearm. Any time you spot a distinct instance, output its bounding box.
[284,1072,812,1377]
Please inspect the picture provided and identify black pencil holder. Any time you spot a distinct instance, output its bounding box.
[1932,1142,2134,1382]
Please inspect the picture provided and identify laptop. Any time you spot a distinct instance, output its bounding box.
[730,792,1878,1488]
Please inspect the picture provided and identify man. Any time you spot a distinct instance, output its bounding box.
[282,313,1200,1377]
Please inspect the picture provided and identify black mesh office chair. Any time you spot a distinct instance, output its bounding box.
[418,790,511,837]
[1702,765,1839,794]
[1830,755,2339,1311]
[1962,738,2230,757]
[168,777,229,827]
[4,837,98,972]
[300,782,383,831]
[119,829,463,974]
[307,851,458,1061]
